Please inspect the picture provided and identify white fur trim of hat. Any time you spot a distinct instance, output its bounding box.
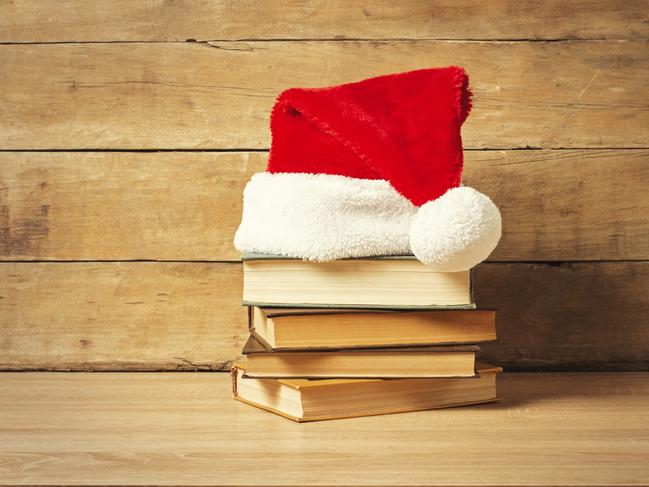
[234,172,501,271]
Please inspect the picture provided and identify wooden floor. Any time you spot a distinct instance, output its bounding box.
[1,372,648,486]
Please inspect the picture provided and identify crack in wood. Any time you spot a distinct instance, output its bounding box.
[173,358,232,372]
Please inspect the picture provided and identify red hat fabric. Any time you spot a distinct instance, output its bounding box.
[268,67,471,206]
[235,67,501,271]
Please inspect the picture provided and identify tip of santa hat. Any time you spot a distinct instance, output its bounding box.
[409,187,502,271]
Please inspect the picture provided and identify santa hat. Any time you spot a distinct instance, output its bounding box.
[234,67,501,271]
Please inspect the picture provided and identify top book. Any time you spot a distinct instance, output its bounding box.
[241,253,474,309]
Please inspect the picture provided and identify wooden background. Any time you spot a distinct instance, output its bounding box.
[1,0,648,371]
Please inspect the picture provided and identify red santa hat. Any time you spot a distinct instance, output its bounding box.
[234,66,501,271]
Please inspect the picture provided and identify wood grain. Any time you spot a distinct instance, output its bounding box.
[1,371,648,485]
[468,149,649,261]
[0,262,247,371]
[476,262,649,370]
[2,150,647,261]
[1,0,647,42]
[1,41,648,150]
[0,151,266,260]
[1,262,647,371]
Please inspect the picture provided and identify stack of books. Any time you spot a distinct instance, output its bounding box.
[232,253,501,422]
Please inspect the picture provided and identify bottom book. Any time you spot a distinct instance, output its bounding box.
[232,363,501,422]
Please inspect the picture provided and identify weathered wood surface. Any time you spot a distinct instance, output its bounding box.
[1,41,648,150]
[468,149,649,261]
[0,151,266,260]
[1,2,647,375]
[1,262,646,371]
[0,262,247,371]
[1,371,648,485]
[476,262,649,370]
[1,0,648,42]
[2,150,647,261]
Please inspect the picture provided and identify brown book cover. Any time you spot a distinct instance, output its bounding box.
[247,306,497,350]
[242,334,480,355]
[232,362,502,422]
[241,335,479,379]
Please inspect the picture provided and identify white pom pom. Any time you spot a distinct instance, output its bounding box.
[409,187,502,271]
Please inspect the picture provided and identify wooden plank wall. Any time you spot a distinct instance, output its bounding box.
[1,0,648,371]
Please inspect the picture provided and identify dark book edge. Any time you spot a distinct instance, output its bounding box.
[241,371,480,380]
[256,338,498,353]
[233,362,502,378]
[242,301,477,310]
[242,335,480,355]
[469,267,475,306]
[260,306,495,319]
[247,305,254,333]
[241,252,417,261]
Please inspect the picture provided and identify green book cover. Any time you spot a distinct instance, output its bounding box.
[241,252,417,261]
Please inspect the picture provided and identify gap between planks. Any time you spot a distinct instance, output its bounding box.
[2,147,649,152]
[0,38,638,45]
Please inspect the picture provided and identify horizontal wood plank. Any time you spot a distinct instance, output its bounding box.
[1,41,648,150]
[0,151,266,260]
[1,371,648,485]
[468,149,649,261]
[1,0,648,42]
[1,262,647,371]
[2,150,647,261]
[477,262,649,370]
[0,262,247,371]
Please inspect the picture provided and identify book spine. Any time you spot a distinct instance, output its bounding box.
[242,301,477,310]
[469,268,475,305]
[231,367,239,398]
[247,306,254,333]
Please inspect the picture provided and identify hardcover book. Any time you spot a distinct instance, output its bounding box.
[250,306,496,350]
[241,335,478,379]
[232,362,501,422]
[242,253,474,308]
